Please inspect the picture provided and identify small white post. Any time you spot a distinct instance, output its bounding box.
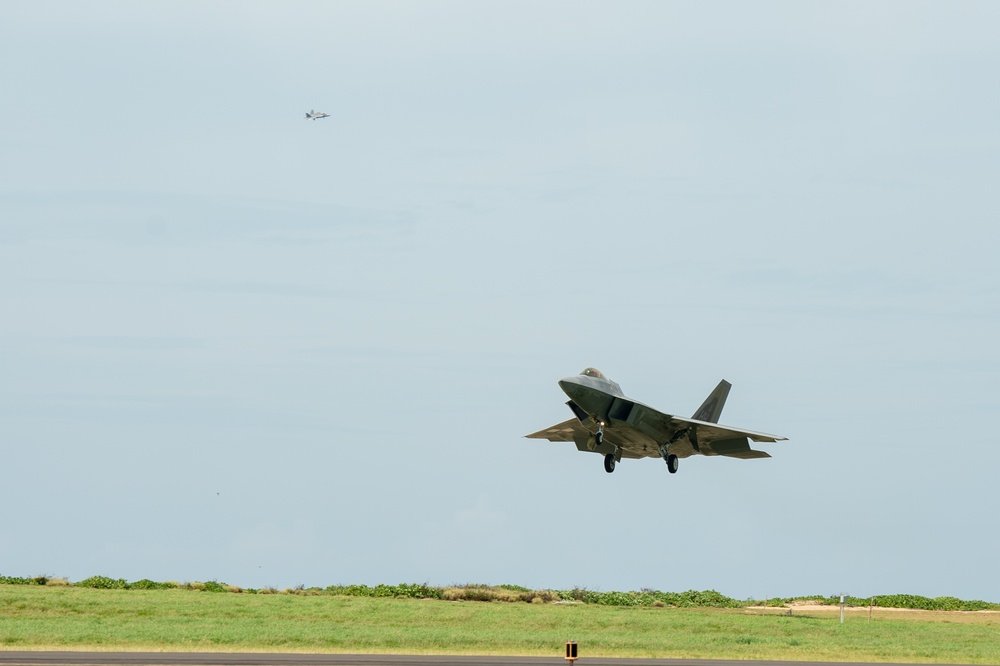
[840,595,846,624]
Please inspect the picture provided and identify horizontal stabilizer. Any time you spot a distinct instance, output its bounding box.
[722,449,771,459]
[670,415,787,443]
[709,436,771,458]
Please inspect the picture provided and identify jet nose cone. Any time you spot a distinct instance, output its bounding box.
[558,376,583,397]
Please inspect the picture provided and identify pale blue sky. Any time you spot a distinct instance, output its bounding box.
[2,1,999,601]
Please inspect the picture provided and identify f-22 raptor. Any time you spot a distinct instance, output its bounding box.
[526,368,787,475]
[304,109,330,120]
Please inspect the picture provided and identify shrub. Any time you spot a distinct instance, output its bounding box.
[461,587,495,602]
[526,589,559,603]
[326,583,442,600]
[76,576,128,590]
[499,584,531,592]
[325,584,369,596]
[0,576,35,585]
[0,575,61,586]
[864,594,1000,611]
[561,588,589,602]
[129,579,174,590]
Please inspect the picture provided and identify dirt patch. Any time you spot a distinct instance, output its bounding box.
[745,603,1000,623]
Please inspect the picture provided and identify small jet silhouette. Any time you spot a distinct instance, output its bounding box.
[305,109,330,121]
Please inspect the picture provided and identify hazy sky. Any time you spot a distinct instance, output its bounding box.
[2,1,999,602]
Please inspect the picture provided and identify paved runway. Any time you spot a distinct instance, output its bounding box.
[0,654,980,666]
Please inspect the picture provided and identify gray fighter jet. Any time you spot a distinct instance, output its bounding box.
[526,368,787,475]
[304,109,330,120]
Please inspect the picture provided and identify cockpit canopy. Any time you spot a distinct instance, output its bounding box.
[581,367,606,379]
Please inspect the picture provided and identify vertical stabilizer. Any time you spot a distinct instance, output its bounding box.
[691,380,731,423]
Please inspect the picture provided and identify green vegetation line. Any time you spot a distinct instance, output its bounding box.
[3,576,997,611]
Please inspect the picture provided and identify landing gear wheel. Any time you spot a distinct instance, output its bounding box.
[604,453,616,473]
[666,454,679,474]
[594,430,604,446]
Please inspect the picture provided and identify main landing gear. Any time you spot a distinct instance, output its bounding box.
[604,453,616,473]
[659,444,679,475]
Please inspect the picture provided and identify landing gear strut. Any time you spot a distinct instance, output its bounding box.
[604,453,616,473]
[594,422,605,446]
[659,443,679,475]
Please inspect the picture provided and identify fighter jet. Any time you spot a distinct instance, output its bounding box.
[304,109,330,120]
[526,368,787,475]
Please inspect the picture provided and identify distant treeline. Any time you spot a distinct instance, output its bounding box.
[2,575,997,611]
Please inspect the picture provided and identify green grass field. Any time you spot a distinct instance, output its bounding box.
[2,585,999,663]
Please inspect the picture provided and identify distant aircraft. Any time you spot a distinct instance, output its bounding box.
[305,109,330,120]
[525,368,787,475]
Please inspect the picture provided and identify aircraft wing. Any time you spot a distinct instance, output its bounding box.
[527,403,786,461]
[524,419,645,459]
[525,418,585,442]
[605,399,786,460]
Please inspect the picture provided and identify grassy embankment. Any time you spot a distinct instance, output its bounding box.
[1,584,999,663]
